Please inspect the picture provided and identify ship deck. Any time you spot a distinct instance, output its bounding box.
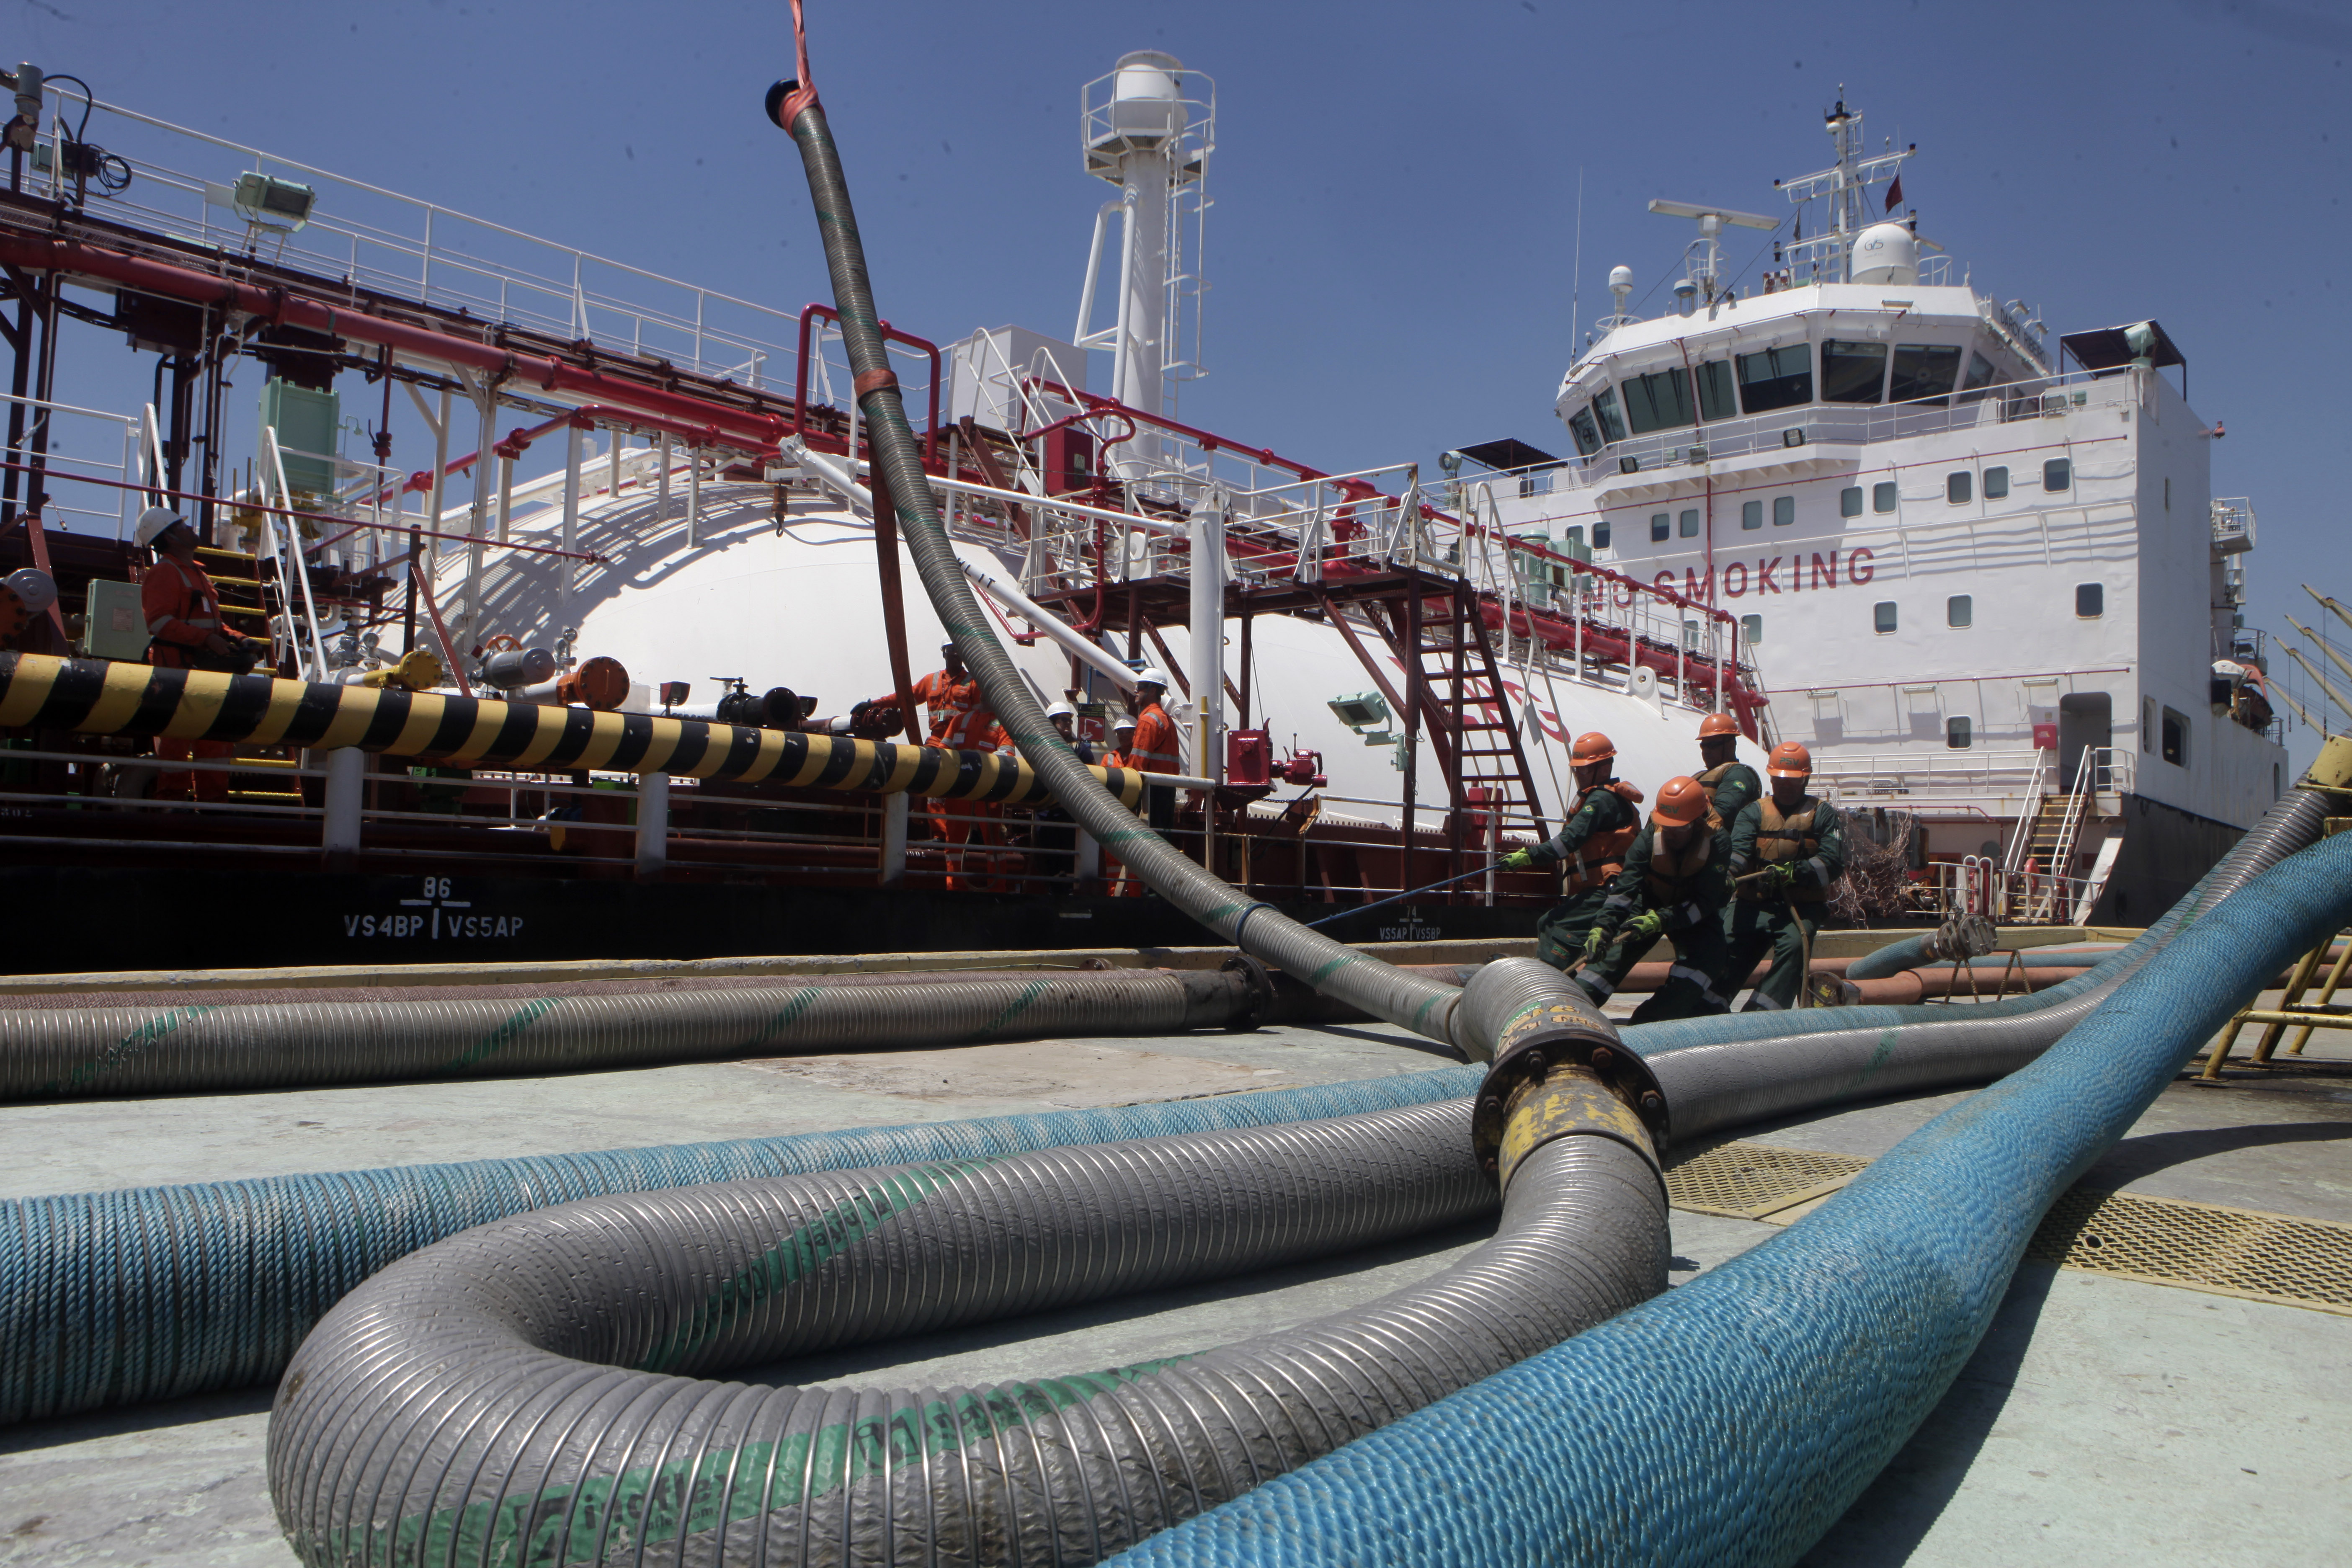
[0,972,2344,1566]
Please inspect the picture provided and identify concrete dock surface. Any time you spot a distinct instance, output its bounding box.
[0,990,2343,1566]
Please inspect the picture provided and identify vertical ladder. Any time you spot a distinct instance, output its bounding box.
[1366,579,1550,888]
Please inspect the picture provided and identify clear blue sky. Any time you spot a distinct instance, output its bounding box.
[18,0,2349,769]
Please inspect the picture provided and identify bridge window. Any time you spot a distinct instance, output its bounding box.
[1679,508,1701,537]
[1567,405,1602,456]
[1872,481,1898,513]
[1983,465,2009,499]
[1840,486,1863,517]
[1946,716,1973,749]
[1821,338,1890,404]
[1694,359,1737,421]
[1742,500,1763,530]
[1947,470,1973,504]
[1890,343,1963,405]
[2076,583,2104,618]
[1874,601,1898,634]
[1741,614,1763,645]
[1773,495,1795,526]
[1651,512,1671,542]
[1593,518,1612,549]
[1592,386,1627,443]
[2044,457,2072,491]
[1959,351,1999,403]
[1623,368,1697,435]
[1947,595,1973,628]
[2161,706,2189,766]
[1736,344,1812,413]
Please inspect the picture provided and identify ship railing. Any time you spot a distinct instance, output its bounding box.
[1813,745,2134,804]
[1911,860,2107,927]
[0,740,1547,904]
[2210,497,2256,554]
[1555,366,2142,488]
[0,390,140,539]
[15,91,802,391]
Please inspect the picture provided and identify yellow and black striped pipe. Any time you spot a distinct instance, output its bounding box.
[0,652,1142,808]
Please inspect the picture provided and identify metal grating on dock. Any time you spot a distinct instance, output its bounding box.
[2028,1189,2352,1316]
[1664,1140,2352,1315]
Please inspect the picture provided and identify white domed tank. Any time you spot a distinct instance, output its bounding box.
[1102,50,1183,148]
[431,472,1764,833]
[1848,221,1919,286]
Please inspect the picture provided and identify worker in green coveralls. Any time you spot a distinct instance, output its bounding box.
[1724,740,1849,1010]
[1694,711,1761,824]
[1573,774,1738,1021]
[1498,731,1646,972]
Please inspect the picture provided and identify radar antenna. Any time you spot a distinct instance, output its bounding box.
[1771,90,1918,284]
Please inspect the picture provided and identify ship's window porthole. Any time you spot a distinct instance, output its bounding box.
[1593,518,1612,549]
[1983,466,2010,499]
[1695,360,1738,421]
[1568,406,1603,456]
[1840,486,1863,518]
[1947,471,1973,504]
[1947,595,1973,628]
[1947,716,1973,749]
[1821,339,1890,404]
[1651,513,1671,542]
[1740,614,1763,646]
[1736,344,1813,413]
[1742,500,1763,530]
[1679,509,1701,537]
[1773,496,1795,526]
[2044,457,2072,491]
[1872,482,1898,513]
[1874,601,1898,635]
[2161,707,2189,766]
[1625,368,1698,435]
[2076,583,2104,618]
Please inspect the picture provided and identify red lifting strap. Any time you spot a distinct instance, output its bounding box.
[853,366,900,398]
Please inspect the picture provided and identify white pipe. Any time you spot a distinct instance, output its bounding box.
[1188,493,1226,782]
[634,772,668,877]
[322,747,364,854]
[1075,199,1121,346]
[784,438,1142,695]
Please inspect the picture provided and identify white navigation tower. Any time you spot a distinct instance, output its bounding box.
[1074,51,1214,456]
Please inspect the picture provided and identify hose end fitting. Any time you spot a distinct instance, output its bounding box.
[1461,959,1670,1187]
[1218,954,1276,1032]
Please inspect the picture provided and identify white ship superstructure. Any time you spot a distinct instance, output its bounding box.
[1457,94,2283,922]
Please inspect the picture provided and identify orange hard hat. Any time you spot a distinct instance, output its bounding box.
[1570,731,1616,766]
[1767,740,1813,778]
[1698,712,1740,739]
[1652,775,1712,827]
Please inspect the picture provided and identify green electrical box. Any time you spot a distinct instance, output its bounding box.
[82,579,150,662]
[260,378,339,498]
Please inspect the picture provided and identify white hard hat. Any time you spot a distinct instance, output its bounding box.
[1045,701,1075,720]
[134,505,184,549]
[1112,714,1138,732]
[1134,666,1171,690]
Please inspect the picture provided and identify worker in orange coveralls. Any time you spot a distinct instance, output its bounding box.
[136,506,260,802]
[875,642,1003,891]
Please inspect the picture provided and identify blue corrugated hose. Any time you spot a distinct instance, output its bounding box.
[1102,828,2352,1568]
[0,1065,1478,1424]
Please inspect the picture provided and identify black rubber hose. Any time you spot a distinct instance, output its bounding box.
[777,92,1467,1053]
[268,1099,1664,1566]
[0,966,1269,1099]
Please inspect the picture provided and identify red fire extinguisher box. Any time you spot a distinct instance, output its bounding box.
[2032,722,2059,750]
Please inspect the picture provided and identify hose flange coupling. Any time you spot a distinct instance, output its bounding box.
[1218,953,1277,1032]
[1462,958,1670,1189]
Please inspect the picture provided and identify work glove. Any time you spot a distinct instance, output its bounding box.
[1499,848,1535,872]
[1761,861,1800,892]
[1580,924,1610,962]
[1624,909,1666,942]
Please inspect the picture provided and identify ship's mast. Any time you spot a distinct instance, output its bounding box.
[1075,52,1214,477]
[1775,89,1915,285]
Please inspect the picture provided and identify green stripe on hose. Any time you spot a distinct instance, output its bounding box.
[638,1157,1000,1372]
[969,977,1054,1040]
[343,1354,1202,1568]
[445,996,562,1071]
[45,1005,222,1094]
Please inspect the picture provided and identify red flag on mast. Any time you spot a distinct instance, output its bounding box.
[1884,175,1904,213]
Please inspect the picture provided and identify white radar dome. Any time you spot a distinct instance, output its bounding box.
[1849,221,1919,287]
[1608,265,1635,291]
[1107,50,1183,143]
